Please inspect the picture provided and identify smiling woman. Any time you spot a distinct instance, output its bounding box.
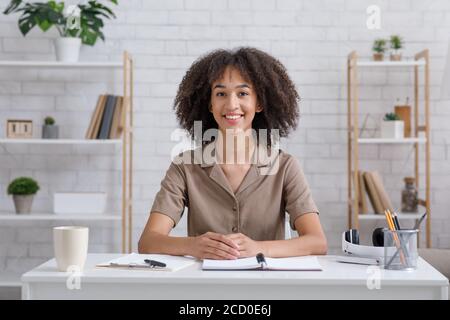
[138,47,327,260]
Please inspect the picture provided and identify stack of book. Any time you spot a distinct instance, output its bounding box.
[85,94,125,139]
[355,170,395,214]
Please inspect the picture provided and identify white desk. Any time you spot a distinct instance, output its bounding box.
[21,254,448,300]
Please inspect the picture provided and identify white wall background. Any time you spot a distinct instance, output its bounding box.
[1,0,450,275]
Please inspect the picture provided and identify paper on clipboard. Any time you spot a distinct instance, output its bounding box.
[96,253,196,272]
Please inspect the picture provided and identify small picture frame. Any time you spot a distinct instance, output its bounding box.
[6,120,33,139]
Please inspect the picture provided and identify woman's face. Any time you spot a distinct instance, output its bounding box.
[210,66,262,134]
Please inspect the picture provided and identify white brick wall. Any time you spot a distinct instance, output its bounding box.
[1,0,450,275]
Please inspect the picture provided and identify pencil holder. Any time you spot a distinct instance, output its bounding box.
[383,229,419,271]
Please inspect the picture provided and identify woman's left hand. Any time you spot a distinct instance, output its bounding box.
[224,233,265,258]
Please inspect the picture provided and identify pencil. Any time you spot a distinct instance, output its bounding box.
[385,209,407,265]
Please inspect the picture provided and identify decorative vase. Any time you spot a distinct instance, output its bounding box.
[381,120,404,139]
[390,52,402,61]
[401,177,418,213]
[54,37,81,62]
[12,194,34,214]
[373,53,384,61]
[42,125,59,139]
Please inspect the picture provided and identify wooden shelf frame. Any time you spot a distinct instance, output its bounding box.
[0,52,133,254]
[347,50,431,247]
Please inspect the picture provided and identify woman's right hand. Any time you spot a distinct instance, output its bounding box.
[190,232,240,260]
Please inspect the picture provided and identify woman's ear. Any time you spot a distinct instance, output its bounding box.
[256,105,263,113]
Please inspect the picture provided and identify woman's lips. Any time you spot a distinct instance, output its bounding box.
[223,114,243,125]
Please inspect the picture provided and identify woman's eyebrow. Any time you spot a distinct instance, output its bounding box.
[212,83,251,89]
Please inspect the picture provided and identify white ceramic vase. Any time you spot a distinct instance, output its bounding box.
[381,120,404,139]
[54,37,81,62]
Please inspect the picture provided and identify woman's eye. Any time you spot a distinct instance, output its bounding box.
[216,92,225,97]
[239,92,249,97]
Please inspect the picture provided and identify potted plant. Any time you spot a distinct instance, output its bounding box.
[381,112,404,139]
[7,177,40,214]
[3,0,118,62]
[42,116,59,139]
[372,38,386,61]
[389,35,404,61]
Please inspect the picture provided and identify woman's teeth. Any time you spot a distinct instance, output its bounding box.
[225,115,242,120]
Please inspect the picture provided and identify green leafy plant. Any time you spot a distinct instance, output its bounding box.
[3,0,118,46]
[384,112,401,121]
[7,177,40,195]
[44,116,55,125]
[390,35,403,51]
[372,38,387,54]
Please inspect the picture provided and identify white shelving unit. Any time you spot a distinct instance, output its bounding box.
[0,61,123,68]
[0,213,121,221]
[357,138,426,144]
[0,139,121,144]
[356,60,426,67]
[0,53,134,287]
[358,213,424,220]
[347,50,431,247]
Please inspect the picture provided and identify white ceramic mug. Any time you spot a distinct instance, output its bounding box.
[53,226,89,272]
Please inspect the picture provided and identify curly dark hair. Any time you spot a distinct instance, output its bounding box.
[174,47,300,146]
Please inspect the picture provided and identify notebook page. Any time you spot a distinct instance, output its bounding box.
[202,257,259,270]
[265,256,322,271]
[97,253,196,271]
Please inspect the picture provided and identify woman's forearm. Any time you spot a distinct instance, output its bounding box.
[261,234,328,258]
[138,231,193,256]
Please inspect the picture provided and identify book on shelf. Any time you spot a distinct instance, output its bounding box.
[361,171,394,214]
[355,170,368,214]
[98,95,116,139]
[363,171,384,214]
[109,96,123,139]
[85,94,106,139]
[85,94,124,140]
[370,171,395,213]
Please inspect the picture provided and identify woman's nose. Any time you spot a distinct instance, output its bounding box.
[225,93,240,110]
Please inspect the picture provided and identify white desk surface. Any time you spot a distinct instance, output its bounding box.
[21,254,449,300]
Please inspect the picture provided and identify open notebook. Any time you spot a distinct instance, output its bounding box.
[202,254,322,271]
[97,253,196,272]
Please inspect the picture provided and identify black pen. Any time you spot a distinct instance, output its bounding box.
[144,259,166,268]
[392,211,401,230]
[413,212,427,230]
[256,253,267,269]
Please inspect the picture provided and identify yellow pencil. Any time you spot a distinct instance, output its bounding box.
[385,209,406,265]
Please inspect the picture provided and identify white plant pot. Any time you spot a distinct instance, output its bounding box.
[381,120,404,139]
[54,37,81,62]
[54,192,107,214]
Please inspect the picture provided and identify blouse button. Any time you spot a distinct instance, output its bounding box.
[232,206,237,211]
[232,226,238,233]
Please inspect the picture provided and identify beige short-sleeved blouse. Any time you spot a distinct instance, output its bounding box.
[150,142,319,241]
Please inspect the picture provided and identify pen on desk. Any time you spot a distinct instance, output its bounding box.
[392,211,401,230]
[144,259,166,268]
[256,253,267,269]
[413,212,427,230]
